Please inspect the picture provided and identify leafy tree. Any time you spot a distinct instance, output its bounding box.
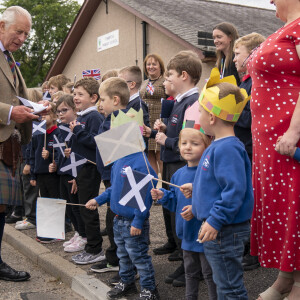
[1,0,80,87]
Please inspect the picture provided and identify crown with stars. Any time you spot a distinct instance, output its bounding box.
[199,68,250,122]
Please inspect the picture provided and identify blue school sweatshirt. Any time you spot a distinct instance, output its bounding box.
[71,109,104,163]
[192,136,254,231]
[158,165,203,252]
[162,92,199,163]
[294,148,300,161]
[30,125,60,180]
[95,152,157,229]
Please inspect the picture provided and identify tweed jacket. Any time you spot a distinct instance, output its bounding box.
[0,50,31,145]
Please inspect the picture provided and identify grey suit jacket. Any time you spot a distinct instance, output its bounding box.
[0,50,32,144]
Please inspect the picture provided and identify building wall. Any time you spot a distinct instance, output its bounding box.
[63,0,214,89]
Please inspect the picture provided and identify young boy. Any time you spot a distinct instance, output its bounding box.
[92,77,131,275]
[150,51,202,285]
[233,32,265,271]
[48,74,70,96]
[66,77,105,264]
[184,68,254,299]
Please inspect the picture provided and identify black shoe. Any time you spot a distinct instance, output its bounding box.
[107,281,137,299]
[101,227,108,236]
[0,262,30,282]
[172,273,186,287]
[5,215,22,224]
[137,288,160,299]
[153,242,177,255]
[107,270,139,286]
[168,249,183,261]
[242,253,260,271]
[165,264,184,284]
[90,261,119,273]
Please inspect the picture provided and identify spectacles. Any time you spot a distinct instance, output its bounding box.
[56,108,70,115]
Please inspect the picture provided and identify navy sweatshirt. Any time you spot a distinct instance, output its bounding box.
[161,93,199,163]
[30,125,60,180]
[70,110,104,163]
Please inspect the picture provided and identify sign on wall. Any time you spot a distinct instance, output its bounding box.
[97,29,119,52]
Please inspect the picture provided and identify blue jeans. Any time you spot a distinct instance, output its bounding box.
[203,221,250,300]
[113,216,155,290]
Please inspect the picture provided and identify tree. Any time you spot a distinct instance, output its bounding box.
[1,0,81,87]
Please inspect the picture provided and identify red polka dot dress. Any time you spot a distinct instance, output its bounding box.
[248,18,300,272]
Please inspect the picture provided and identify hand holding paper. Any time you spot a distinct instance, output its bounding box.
[17,96,48,114]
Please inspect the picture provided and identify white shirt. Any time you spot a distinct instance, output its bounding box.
[176,87,199,103]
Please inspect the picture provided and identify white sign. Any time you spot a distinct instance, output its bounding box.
[97,29,119,52]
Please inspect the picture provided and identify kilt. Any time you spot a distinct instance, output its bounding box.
[0,160,22,205]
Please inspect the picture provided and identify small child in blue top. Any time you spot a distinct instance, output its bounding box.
[151,128,217,300]
[182,69,254,299]
[86,150,159,300]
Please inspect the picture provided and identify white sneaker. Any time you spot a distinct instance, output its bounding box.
[15,220,35,230]
[64,236,87,253]
[63,232,79,248]
[16,218,26,225]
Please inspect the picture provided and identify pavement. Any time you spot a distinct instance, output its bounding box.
[3,203,279,300]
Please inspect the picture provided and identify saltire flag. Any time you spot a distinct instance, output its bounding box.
[160,98,175,118]
[60,152,87,177]
[82,69,101,81]
[43,91,51,100]
[95,121,145,166]
[53,135,65,157]
[119,167,154,212]
[32,120,46,136]
[58,124,73,142]
[146,81,154,95]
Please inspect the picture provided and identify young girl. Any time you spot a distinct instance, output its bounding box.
[49,95,87,252]
[151,128,217,300]
[213,22,240,85]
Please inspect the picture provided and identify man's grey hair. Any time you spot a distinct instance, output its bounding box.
[0,6,32,27]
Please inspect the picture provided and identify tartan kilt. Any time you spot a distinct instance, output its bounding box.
[0,160,22,205]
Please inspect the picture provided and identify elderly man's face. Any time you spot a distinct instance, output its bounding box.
[0,15,31,52]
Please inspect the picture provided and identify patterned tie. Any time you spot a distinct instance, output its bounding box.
[4,50,16,85]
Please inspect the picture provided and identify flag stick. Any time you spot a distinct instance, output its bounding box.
[44,132,47,149]
[56,202,86,207]
[65,141,68,148]
[152,177,181,189]
[139,139,155,189]
[87,159,97,166]
[52,148,55,162]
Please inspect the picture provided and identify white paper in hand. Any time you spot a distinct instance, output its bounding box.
[36,197,66,240]
[17,96,48,114]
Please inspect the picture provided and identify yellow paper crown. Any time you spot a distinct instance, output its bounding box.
[199,68,250,122]
[111,108,144,128]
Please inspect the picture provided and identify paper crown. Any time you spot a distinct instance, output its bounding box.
[199,68,250,122]
[111,108,144,129]
[182,101,205,133]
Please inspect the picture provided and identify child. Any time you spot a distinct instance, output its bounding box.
[149,51,202,285]
[86,151,159,299]
[183,69,254,299]
[92,77,131,275]
[65,77,105,264]
[48,74,70,96]
[51,91,65,105]
[29,103,61,243]
[49,94,87,252]
[62,82,74,95]
[151,127,217,300]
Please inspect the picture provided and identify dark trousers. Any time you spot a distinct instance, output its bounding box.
[0,212,5,264]
[162,161,186,249]
[76,164,102,254]
[37,173,60,198]
[103,180,119,266]
[60,174,86,238]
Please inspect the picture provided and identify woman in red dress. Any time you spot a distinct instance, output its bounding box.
[248,0,300,299]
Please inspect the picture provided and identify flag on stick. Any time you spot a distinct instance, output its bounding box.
[95,121,145,166]
[36,197,66,240]
[160,98,175,118]
[82,69,101,80]
[60,152,87,177]
[58,124,73,142]
[32,120,46,136]
[53,135,65,157]
[119,167,154,212]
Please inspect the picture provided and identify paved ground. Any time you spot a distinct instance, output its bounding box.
[3,202,279,300]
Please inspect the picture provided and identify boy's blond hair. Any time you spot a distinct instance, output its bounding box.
[41,81,49,90]
[167,50,202,85]
[102,69,119,82]
[74,77,100,101]
[51,91,65,102]
[99,77,130,107]
[27,88,43,103]
[48,74,70,91]
[62,82,74,93]
[179,128,211,149]
[233,32,265,53]
[119,66,143,89]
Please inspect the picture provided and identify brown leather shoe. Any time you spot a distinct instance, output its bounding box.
[0,262,30,281]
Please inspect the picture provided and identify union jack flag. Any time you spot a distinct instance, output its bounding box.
[146,81,155,95]
[82,69,101,80]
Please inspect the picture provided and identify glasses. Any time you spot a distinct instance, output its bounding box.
[56,108,70,115]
